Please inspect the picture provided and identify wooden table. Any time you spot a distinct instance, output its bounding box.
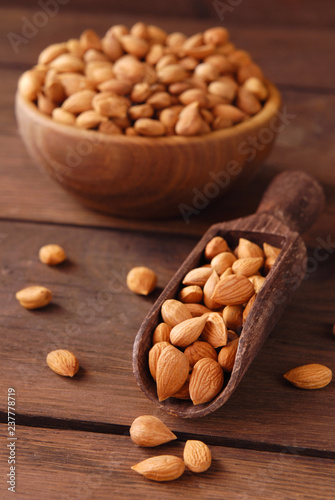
[1,2,334,498]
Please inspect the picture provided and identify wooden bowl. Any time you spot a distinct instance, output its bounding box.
[15,82,281,219]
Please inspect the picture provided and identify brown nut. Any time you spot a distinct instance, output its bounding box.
[126,266,157,295]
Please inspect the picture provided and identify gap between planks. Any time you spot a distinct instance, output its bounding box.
[0,216,204,240]
[1,411,335,461]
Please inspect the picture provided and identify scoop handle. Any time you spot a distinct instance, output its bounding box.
[256,170,325,234]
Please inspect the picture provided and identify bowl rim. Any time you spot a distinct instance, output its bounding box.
[15,80,281,145]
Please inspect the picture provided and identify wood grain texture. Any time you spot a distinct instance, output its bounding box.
[15,83,281,218]
[0,5,335,497]
[3,0,213,19]
[1,66,334,248]
[0,425,334,500]
[4,0,335,28]
[255,170,325,235]
[0,220,334,451]
[206,0,335,28]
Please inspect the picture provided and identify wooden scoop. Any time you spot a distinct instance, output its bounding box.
[133,171,325,418]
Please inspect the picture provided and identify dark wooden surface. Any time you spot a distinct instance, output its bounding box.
[1,425,335,500]
[0,1,334,498]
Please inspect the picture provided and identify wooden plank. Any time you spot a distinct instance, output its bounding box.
[2,0,212,20]
[2,9,335,90]
[5,0,335,28]
[206,0,335,29]
[0,425,334,499]
[1,6,334,498]
[0,220,334,452]
[1,66,334,248]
